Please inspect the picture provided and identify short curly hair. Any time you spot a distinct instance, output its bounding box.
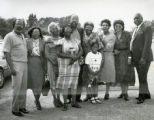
[100,19,111,27]
[28,27,43,39]
[113,20,125,30]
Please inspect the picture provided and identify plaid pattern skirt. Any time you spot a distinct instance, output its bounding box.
[56,58,80,89]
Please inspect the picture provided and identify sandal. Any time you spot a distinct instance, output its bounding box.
[95,97,102,104]
[90,97,97,104]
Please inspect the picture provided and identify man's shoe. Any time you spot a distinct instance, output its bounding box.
[144,94,151,99]
[12,111,23,116]
[136,94,143,100]
[137,99,145,104]
[19,108,29,114]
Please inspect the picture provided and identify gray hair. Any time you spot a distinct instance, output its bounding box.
[48,22,60,34]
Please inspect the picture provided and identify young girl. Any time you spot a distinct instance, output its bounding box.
[85,41,104,104]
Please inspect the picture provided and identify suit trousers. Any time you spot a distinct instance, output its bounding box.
[135,62,151,98]
[12,61,27,112]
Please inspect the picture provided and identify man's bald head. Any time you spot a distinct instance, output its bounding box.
[134,13,143,26]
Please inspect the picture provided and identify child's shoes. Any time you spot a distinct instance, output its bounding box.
[90,97,97,104]
[95,97,102,104]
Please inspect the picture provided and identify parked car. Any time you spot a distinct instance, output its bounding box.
[0,40,11,88]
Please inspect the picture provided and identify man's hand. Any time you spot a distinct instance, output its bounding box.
[139,58,146,67]
[11,68,16,76]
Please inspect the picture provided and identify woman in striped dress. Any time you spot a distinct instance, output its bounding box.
[55,25,83,111]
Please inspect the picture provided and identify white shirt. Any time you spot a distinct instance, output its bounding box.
[85,51,102,72]
[32,39,40,56]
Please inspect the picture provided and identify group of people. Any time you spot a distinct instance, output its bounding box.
[2,13,153,116]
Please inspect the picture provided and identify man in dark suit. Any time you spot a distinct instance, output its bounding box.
[130,13,153,104]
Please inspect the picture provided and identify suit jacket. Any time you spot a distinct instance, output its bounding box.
[131,21,153,63]
[27,38,47,72]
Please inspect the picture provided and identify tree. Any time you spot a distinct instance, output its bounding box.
[0,17,9,38]
[27,14,38,28]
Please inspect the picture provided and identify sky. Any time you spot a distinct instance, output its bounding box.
[0,0,154,30]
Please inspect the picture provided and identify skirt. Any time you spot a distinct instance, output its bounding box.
[56,58,80,89]
[115,51,135,85]
[99,52,115,83]
[47,61,58,89]
[28,56,45,95]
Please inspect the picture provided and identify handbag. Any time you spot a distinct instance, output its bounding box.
[42,74,50,96]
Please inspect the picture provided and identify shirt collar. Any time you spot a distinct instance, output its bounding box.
[13,30,23,39]
[137,22,144,29]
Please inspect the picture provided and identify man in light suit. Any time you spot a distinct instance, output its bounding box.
[3,19,29,116]
[130,13,153,104]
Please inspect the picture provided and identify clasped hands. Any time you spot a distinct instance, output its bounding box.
[69,55,78,65]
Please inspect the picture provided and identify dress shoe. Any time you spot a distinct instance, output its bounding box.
[104,94,109,100]
[71,103,82,108]
[12,111,23,116]
[136,94,143,100]
[118,94,123,99]
[123,94,129,101]
[76,99,82,102]
[144,94,151,99]
[137,99,145,104]
[19,108,29,114]
[35,100,42,110]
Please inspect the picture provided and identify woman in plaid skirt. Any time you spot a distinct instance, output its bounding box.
[55,25,83,111]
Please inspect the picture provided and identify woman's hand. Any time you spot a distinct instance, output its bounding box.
[10,67,16,76]
[69,59,75,65]
[114,50,120,55]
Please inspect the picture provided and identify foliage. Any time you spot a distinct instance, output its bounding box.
[0,17,16,38]
[1,14,153,38]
